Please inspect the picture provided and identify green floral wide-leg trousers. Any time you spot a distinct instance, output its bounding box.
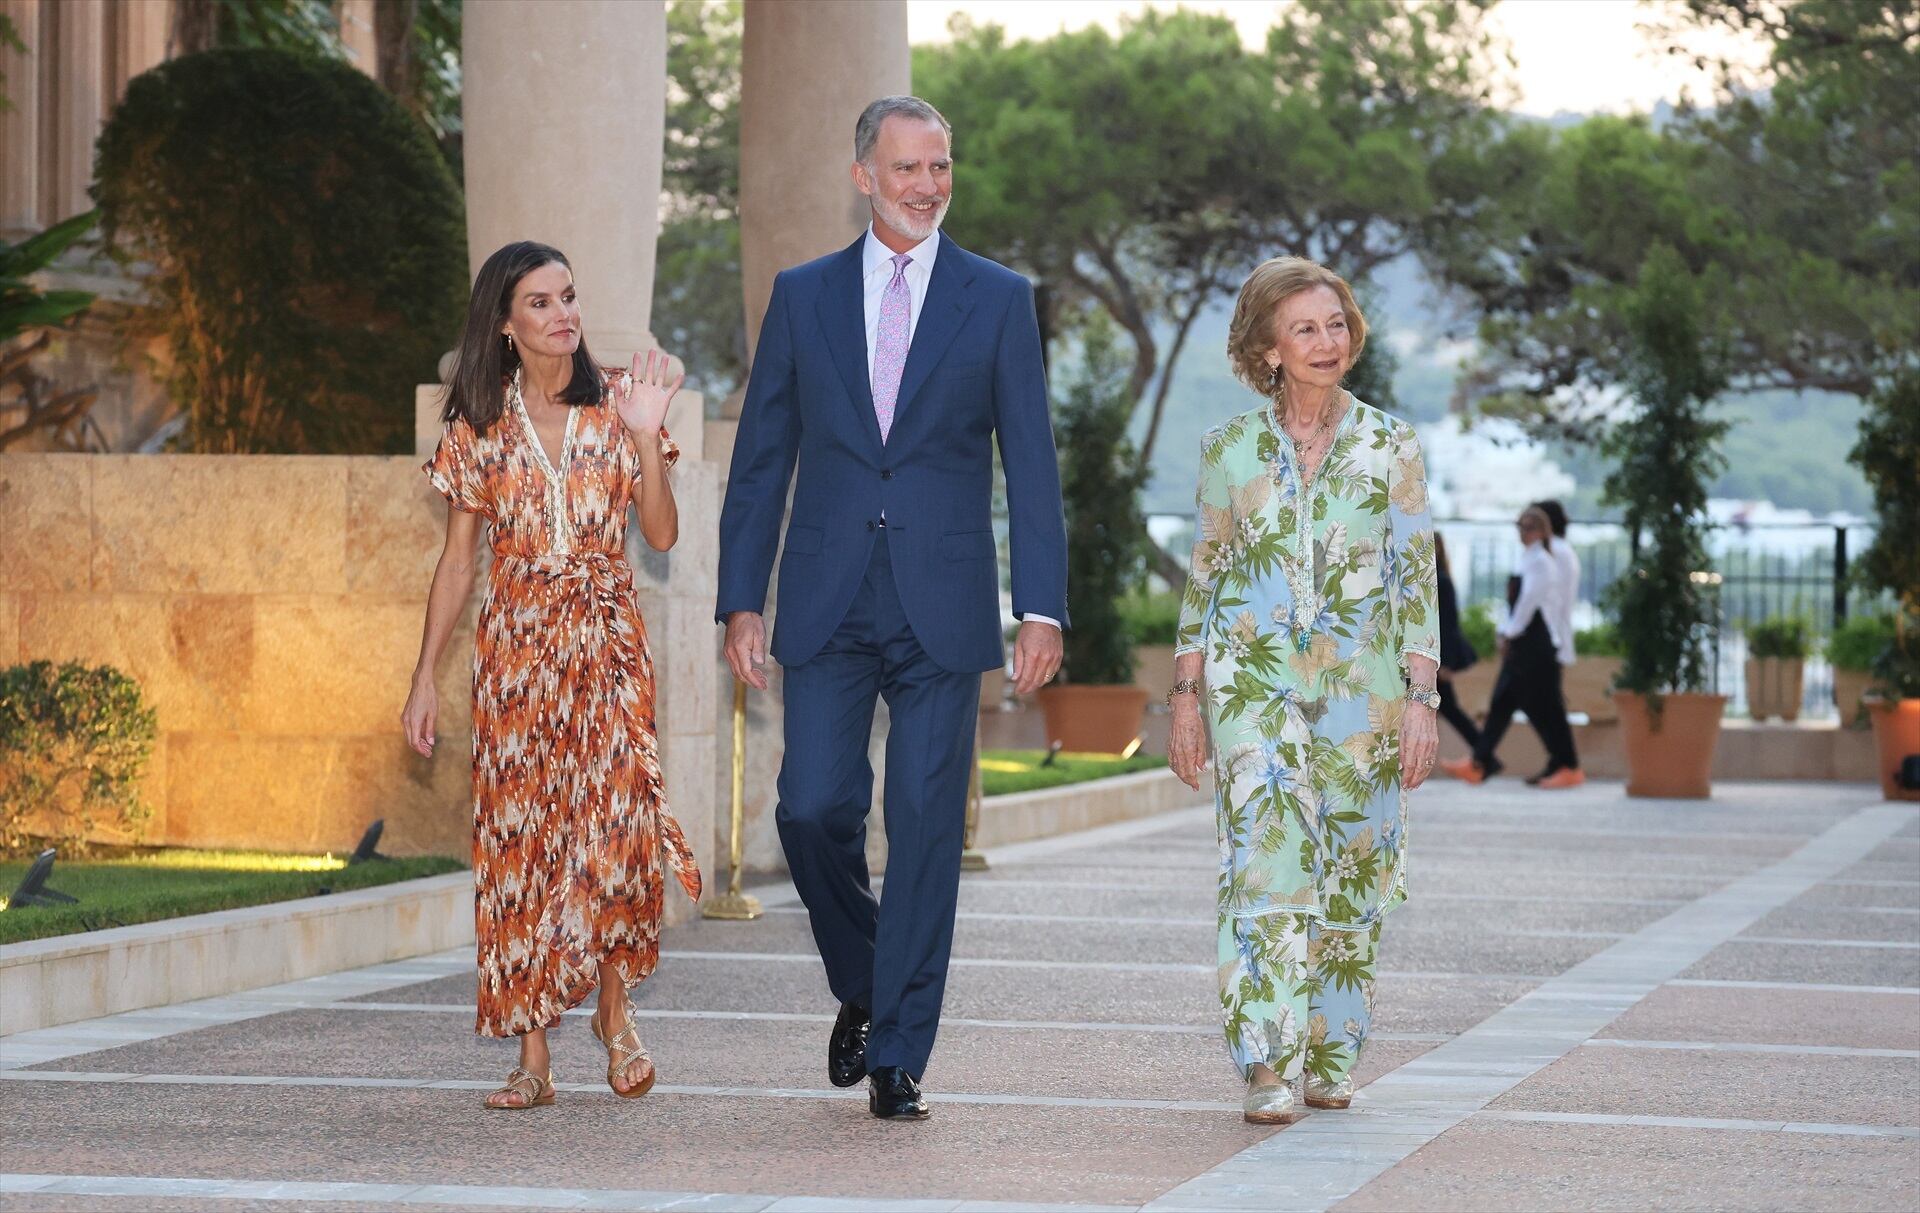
[1218,911,1382,1083]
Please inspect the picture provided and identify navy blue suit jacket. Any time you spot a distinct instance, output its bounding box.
[716,232,1069,673]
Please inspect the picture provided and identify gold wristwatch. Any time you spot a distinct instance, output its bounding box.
[1406,682,1441,710]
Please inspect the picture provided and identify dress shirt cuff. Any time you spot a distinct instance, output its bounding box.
[1021,614,1062,630]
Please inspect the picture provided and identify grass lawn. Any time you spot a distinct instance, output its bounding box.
[0,849,464,946]
[980,747,1166,797]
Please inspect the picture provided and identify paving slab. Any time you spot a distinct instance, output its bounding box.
[1598,983,1920,1051]
[1335,1120,1920,1211]
[0,1080,1264,1207]
[1488,1045,1920,1127]
[1741,905,1920,944]
[1679,939,1920,988]
[1799,880,1920,910]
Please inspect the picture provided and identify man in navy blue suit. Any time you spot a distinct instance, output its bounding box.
[716,95,1068,1120]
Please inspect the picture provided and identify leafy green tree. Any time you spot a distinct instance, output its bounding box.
[171,0,343,59]
[1434,1,1919,440]
[1849,369,1920,696]
[652,0,745,400]
[1055,318,1151,685]
[0,213,101,451]
[916,2,1511,470]
[1602,245,1731,703]
[93,49,466,453]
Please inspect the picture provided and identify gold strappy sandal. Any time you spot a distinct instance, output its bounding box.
[485,1066,554,1111]
[590,999,657,1099]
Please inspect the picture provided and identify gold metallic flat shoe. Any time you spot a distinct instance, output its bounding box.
[1243,1080,1299,1125]
[484,1066,554,1111]
[590,999,657,1099]
[1304,1074,1356,1109]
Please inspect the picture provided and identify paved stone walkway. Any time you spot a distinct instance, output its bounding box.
[2,780,1916,1211]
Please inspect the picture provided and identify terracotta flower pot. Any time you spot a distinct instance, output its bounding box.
[1615,690,1728,799]
[1866,699,1920,802]
[1743,657,1805,723]
[1036,685,1151,754]
[1833,670,1873,728]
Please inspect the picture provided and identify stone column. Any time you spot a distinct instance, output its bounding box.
[48,0,107,224]
[462,0,666,364]
[736,0,910,369]
[107,0,172,104]
[334,0,377,77]
[714,2,909,875]
[0,0,41,239]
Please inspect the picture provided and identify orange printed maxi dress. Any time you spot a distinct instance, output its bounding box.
[425,379,702,1038]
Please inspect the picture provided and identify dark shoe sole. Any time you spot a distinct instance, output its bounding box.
[829,1068,866,1089]
[871,1104,931,1120]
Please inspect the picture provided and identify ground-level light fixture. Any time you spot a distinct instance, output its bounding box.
[5,849,77,910]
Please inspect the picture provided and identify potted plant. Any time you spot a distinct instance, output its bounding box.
[1037,320,1152,752]
[1120,588,1181,703]
[1828,613,1893,728]
[1849,370,1920,800]
[1567,620,1626,723]
[1743,616,1810,723]
[1602,247,1731,798]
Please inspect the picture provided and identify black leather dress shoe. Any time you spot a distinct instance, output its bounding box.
[828,1002,870,1089]
[868,1066,930,1120]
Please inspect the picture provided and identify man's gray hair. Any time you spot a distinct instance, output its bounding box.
[854,96,952,165]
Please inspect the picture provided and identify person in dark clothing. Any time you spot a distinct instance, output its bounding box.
[1433,534,1483,751]
[1440,507,1584,788]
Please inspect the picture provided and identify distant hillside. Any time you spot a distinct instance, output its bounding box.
[1129,257,1871,519]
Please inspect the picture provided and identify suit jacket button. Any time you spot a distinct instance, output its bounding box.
[866,520,876,531]
[881,469,894,480]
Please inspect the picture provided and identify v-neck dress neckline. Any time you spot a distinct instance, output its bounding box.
[511,368,580,554]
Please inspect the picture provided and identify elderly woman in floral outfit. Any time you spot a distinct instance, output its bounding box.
[1168,257,1440,1124]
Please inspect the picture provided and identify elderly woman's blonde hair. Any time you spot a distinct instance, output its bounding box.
[1226,256,1369,397]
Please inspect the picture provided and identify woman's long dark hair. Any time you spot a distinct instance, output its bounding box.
[442,241,604,433]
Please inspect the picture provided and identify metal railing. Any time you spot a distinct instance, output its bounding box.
[1134,513,1883,721]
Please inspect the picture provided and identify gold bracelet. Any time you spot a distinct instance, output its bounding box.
[1166,677,1202,708]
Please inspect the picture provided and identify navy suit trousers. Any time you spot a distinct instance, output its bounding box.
[775,530,981,1080]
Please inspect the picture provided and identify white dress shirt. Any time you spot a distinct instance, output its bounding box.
[862,226,938,367]
[1550,540,1580,665]
[1500,541,1564,649]
[860,226,1060,632]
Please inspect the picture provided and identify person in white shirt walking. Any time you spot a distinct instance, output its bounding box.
[1440,506,1584,788]
[1532,500,1583,783]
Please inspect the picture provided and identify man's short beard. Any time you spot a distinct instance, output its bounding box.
[870,187,950,243]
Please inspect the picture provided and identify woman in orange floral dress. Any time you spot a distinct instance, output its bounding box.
[402,241,702,1111]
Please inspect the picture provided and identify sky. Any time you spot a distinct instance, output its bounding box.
[907,0,1772,118]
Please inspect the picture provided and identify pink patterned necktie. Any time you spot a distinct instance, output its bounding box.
[871,252,913,443]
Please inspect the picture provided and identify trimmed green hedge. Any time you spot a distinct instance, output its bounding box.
[0,850,463,945]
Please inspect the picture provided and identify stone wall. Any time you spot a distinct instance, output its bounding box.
[0,436,721,912]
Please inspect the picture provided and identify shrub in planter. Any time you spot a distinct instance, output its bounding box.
[1829,613,1894,727]
[1849,369,1920,798]
[1602,246,1731,798]
[93,48,466,453]
[1039,319,1152,751]
[1119,589,1181,698]
[1743,616,1810,723]
[0,661,158,853]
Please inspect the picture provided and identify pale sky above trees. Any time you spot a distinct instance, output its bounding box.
[909,0,1773,118]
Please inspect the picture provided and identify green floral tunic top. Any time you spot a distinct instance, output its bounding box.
[1177,396,1438,934]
